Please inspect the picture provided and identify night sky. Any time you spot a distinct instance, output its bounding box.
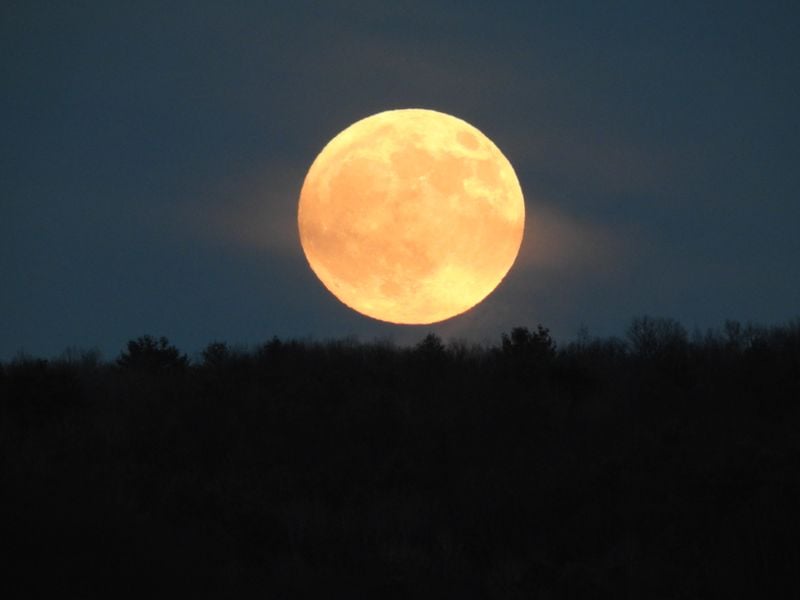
[3,1,799,360]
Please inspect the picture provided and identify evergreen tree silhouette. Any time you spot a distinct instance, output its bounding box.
[116,335,188,371]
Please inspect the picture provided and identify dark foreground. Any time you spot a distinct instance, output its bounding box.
[2,319,799,598]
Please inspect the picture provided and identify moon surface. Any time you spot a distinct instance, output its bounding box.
[298,108,525,325]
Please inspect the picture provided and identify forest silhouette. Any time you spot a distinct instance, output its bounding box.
[2,317,799,597]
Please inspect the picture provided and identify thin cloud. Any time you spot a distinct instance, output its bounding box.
[518,202,628,273]
[178,162,305,257]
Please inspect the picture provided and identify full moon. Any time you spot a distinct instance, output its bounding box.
[298,108,525,324]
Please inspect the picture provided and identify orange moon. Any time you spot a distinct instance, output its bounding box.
[298,108,525,324]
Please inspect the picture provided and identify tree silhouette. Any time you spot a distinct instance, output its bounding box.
[501,325,556,362]
[201,341,231,368]
[626,316,688,360]
[415,332,446,357]
[412,333,448,376]
[116,335,188,371]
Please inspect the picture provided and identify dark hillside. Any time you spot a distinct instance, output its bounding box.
[2,320,799,597]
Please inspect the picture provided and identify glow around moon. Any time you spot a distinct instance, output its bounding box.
[298,109,525,325]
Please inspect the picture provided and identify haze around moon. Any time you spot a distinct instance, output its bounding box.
[298,109,525,325]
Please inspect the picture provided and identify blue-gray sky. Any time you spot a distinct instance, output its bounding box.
[2,1,799,359]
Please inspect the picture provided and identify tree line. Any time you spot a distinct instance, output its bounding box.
[2,317,799,597]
